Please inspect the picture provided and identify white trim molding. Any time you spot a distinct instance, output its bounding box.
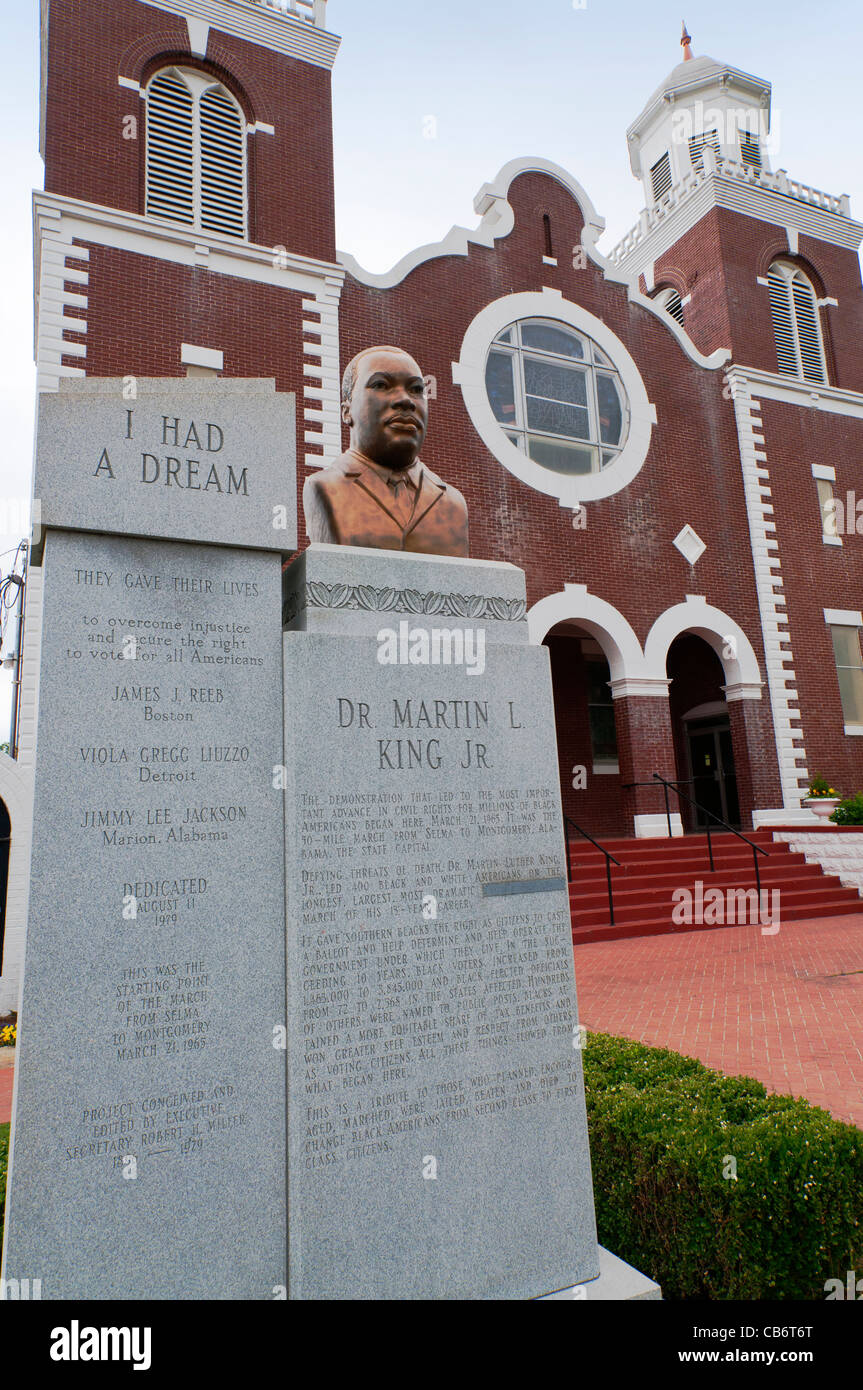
[608,677,671,699]
[634,812,684,839]
[34,190,344,296]
[140,0,340,68]
[683,700,729,720]
[33,206,89,392]
[453,287,657,507]
[824,608,863,627]
[181,342,223,369]
[726,365,809,810]
[723,681,764,702]
[186,15,210,55]
[301,281,342,468]
[812,463,836,481]
[32,192,345,414]
[610,163,862,278]
[723,367,863,418]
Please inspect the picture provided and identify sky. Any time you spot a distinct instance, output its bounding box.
[1,0,862,735]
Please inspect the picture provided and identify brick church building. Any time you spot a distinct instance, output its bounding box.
[2,0,863,1003]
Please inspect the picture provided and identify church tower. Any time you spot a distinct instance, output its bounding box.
[610,24,863,389]
[612,27,863,824]
[34,0,344,470]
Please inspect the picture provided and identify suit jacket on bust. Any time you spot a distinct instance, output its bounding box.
[303,450,469,557]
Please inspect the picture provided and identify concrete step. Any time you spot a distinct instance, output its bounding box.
[572,895,863,944]
[567,829,863,942]
[570,881,861,929]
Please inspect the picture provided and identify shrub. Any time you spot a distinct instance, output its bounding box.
[583,1032,863,1299]
[0,1023,16,1047]
[830,792,863,825]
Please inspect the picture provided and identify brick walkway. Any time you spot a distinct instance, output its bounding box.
[574,912,863,1130]
[0,1058,14,1126]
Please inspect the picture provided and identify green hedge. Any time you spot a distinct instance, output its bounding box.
[0,1122,8,1253]
[1,1041,860,1299]
[583,1032,863,1299]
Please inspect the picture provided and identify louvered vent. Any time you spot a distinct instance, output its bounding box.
[146,73,195,225]
[688,128,720,173]
[791,278,826,383]
[200,88,246,238]
[739,133,762,170]
[663,290,685,326]
[768,262,828,383]
[768,270,798,375]
[650,152,672,201]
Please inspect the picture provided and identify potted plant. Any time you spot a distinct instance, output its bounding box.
[803,774,840,819]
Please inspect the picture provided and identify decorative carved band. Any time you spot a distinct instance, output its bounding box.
[283,581,527,627]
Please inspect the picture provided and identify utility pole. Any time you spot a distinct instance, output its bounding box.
[1,543,27,760]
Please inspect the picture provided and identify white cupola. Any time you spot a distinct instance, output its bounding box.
[626,24,772,208]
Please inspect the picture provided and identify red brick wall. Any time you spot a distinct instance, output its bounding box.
[43,0,336,260]
[760,397,863,798]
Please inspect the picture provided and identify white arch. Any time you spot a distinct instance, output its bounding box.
[644,596,762,695]
[528,583,653,688]
[0,754,32,828]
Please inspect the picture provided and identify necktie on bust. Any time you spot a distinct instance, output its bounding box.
[385,469,418,525]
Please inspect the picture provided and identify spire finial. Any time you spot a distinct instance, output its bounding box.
[681,21,693,61]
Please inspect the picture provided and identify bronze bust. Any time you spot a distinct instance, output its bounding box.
[303,346,469,557]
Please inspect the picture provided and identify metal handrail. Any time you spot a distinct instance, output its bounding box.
[564,815,622,927]
[623,773,768,895]
[621,777,694,838]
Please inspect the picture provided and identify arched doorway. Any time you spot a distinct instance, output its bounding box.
[667,635,740,830]
[544,622,626,837]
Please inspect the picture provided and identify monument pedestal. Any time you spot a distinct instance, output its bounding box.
[3,377,659,1299]
[281,545,601,1299]
[2,379,295,1299]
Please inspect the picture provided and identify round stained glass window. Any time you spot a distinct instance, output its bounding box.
[484,318,630,476]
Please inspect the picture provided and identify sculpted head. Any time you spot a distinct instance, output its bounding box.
[340,346,428,472]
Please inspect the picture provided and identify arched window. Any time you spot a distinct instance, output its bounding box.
[767,259,827,384]
[653,286,684,326]
[146,68,246,238]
